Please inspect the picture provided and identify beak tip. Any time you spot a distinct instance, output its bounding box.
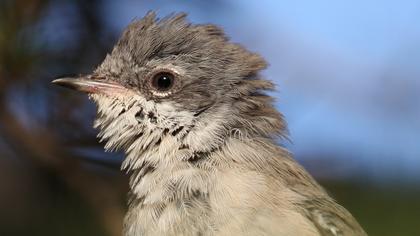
[51,78,64,84]
[51,77,81,90]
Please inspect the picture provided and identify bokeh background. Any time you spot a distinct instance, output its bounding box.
[1,0,419,235]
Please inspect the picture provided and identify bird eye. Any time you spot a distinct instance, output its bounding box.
[151,72,175,91]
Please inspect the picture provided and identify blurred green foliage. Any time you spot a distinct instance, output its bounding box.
[324,182,420,236]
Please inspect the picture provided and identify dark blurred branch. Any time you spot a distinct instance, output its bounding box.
[0,1,126,235]
[0,103,125,236]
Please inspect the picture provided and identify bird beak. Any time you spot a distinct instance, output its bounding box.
[52,76,126,94]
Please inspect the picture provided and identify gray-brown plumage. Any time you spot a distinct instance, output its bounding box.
[53,12,367,236]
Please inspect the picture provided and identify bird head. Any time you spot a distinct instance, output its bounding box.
[53,12,285,170]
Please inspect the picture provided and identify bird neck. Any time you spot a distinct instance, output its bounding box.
[123,133,284,205]
[120,100,289,205]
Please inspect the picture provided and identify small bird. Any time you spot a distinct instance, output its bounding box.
[53,12,367,236]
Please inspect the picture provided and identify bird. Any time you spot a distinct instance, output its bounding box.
[53,12,367,236]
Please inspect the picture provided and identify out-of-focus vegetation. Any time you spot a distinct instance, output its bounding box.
[0,1,419,236]
[325,182,420,236]
[0,1,126,236]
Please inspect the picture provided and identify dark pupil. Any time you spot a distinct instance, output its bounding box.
[154,73,173,90]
